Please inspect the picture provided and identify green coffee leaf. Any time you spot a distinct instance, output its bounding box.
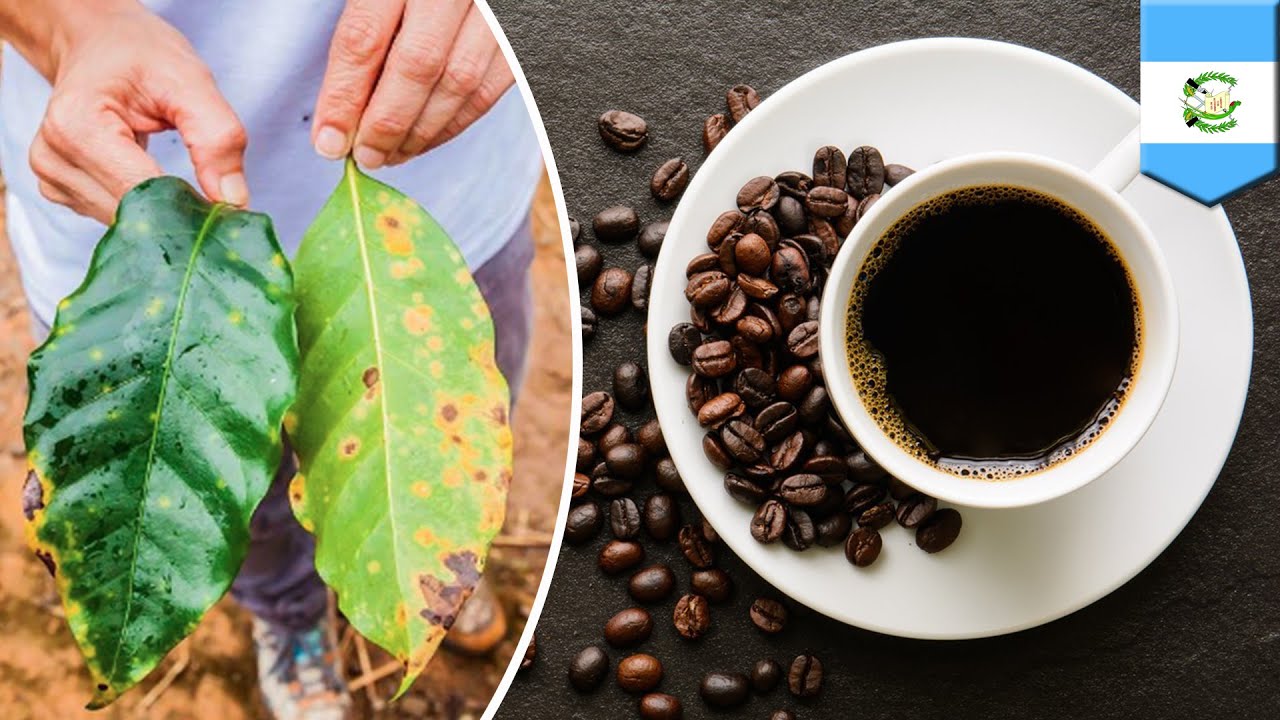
[290,159,512,695]
[22,177,298,707]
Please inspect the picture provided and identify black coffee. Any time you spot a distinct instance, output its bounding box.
[845,185,1140,479]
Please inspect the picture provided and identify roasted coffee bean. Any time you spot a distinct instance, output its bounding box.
[770,712,795,720]
[805,294,823,323]
[613,361,649,410]
[782,508,816,551]
[636,419,667,458]
[860,192,880,220]
[697,391,744,427]
[605,607,654,648]
[598,109,648,152]
[594,204,641,243]
[802,455,847,485]
[687,252,721,277]
[721,418,766,463]
[605,444,647,480]
[710,287,748,325]
[751,499,788,543]
[686,374,717,413]
[637,221,669,259]
[673,593,711,639]
[575,244,602,286]
[716,233,740,275]
[581,391,615,435]
[756,401,800,443]
[824,413,852,446]
[668,323,702,366]
[797,386,829,426]
[599,540,645,574]
[733,232,772,276]
[845,526,882,567]
[847,450,889,484]
[743,211,780,247]
[836,195,859,236]
[885,162,915,186]
[749,302,783,337]
[598,423,631,456]
[593,267,633,315]
[805,185,849,218]
[707,210,746,250]
[771,246,810,292]
[779,474,828,507]
[734,368,777,408]
[775,195,809,236]
[617,654,663,694]
[776,293,806,333]
[749,598,788,634]
[896,493,937,528]
[846,145,885,199]
[593,473,633,497]
[651,158,690,201]
[700,671,751,709]
[724,473,768,504]
[655,457,687,494]
[643,494,680,541]
[776,170,812,198]
[520,634,536,672]
[788,655,823,698]
[692,340,737,378]
[690,568,733,604]
[769,431,807,474]
[738,274,779,302]
[812,145,847,188]
[737,176,780,213]
[702,431,734,470]
[609,498,642,539]
[776,365,813,402]
[581,306,596,341]
[815,512,853,547]
[565,502,602,545]
[843,483,885,516]
[576,438,596,473]
[751,659,783,693]
[726,84,761,122]
[917,508,963,553]
[686,271,732,308]
[785,321,821,359]
[703,113,729,152]
[569,216,581,245]
[629,564,677,603]
[632,263,653,312]
[678,524,715,568]
[639,693,683,720]
[571,471,591,499]
[858,501,895,530]
[888,477,916,500]
[569,645,610,692]
[736,315,775,344]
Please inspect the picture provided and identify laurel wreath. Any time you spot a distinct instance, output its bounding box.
[1192,71,1238,87]
[1183,71,1241,133]
[1197,117,1238,134]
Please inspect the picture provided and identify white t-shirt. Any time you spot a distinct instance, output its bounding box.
[0,0,542,326]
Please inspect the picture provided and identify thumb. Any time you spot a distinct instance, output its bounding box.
[165,70,250,206]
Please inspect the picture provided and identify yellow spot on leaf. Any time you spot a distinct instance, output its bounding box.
[367,560,381,574]
[283,412,299,434]
[146,297,165,317]
[54,324,74,337]
[58,298,71,311]
[226,249,240,262]
[391,257,424,279]
[271,252,285,268]
[412,482,431,499]
[396,603,408,626]
[228,309,243,325]
[377,206,415,256]
[289,473,306,505]
[414,528,435,547]
[403,305,434,335]
[426,336,444,353]
[443,467,464,488]
[460,318,474,330]
[302,519,315,532]
[89,348,103,361]
[430,361,444,378]
[157,496,172,509]
[454,268,472,285]
[338,436,360,459]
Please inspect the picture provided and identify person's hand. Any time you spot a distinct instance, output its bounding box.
[312,0,516,168]
[24,1,248,223]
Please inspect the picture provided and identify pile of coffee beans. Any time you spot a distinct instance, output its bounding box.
[670,143,963,566]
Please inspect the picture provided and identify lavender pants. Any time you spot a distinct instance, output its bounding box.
[31,221,534,631]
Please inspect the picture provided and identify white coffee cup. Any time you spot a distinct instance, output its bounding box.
[819,129,1179,509]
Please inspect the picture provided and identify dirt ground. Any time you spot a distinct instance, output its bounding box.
[0,175,572,719]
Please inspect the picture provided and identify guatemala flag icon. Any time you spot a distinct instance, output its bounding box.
[1141,0,1279,205]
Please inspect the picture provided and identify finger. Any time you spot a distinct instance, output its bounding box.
[30,134,118,223]
[352,0,472,169]
[313,0,406,160]
[391,7,499,162]
[36,103,162,217]
[397,47,512,160]
[165,66,250,206]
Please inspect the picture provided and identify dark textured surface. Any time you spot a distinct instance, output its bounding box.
[490,2,1280,718]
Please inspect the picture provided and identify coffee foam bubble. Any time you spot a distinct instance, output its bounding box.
[843,185,1142,480]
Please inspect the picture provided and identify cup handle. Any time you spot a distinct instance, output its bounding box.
[1089,126,1141,193]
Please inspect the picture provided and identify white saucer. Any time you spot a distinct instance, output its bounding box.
[645,38,1253,639]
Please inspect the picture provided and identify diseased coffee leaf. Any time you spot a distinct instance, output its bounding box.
[23,177,298,707]
[290,159,512,695]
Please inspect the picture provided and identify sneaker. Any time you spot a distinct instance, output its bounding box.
[252,617,352,720]
[442,578,508,656]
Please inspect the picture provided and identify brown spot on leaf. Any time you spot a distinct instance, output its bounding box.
[473,470,487,483]
[418,550,481,629]
[385,216,400,229]
[363,366,379,388]
[339,436,360,459]
[441,404,458,422]
[35,549,55,576]
[21,470,43,521]
[491,405,508,426]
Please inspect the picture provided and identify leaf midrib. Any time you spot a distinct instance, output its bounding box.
[103,202,227,687]
[344,160,408,652]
